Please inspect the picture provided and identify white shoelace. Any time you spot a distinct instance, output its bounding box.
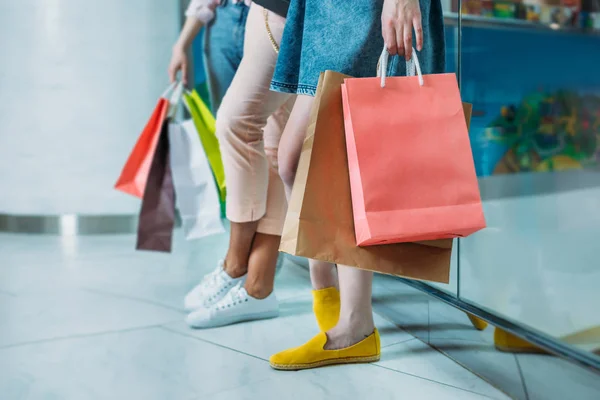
[200,263,227,288]
[213,282,248,311]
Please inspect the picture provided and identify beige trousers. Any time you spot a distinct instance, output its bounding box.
[216,4,293,236]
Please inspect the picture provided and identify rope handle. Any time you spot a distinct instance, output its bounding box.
[377,47,424,88]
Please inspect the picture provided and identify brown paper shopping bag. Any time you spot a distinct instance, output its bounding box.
[280,71,473,283]
[136,121,176,253]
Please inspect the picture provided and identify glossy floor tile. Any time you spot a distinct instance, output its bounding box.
[460,186,600,347]
[205,364,500,400]
[377,338,511,399]
[0,289,181,348]
[0,328,271,400]
[0,233,509,400]
[371,272,600,400]
[517,354,600,400]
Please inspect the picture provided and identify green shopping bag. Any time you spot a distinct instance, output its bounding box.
[183,90,226,216]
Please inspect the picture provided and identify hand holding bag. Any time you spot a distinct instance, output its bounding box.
[280,71,453,283]
[135,83,183,252]
[341,48,486,246]
[115,83,178,198]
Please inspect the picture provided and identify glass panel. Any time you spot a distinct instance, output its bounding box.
[458,0,600,360]
[426,2,462,295]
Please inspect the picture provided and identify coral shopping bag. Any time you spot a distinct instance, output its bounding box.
[279,71,453,283]
[115,83,180,198]
[183,90,226,212]
[341,48,486,246]
[169,119,225,240]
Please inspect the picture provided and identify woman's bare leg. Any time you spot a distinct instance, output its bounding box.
[184,5,289,327]
[216,4,289,283]
[268,97,377,368]
[243,97,294,299]
[324,266,375,349]
[277,95,338,290]
[245,233,281,298]
[223,222,258,279]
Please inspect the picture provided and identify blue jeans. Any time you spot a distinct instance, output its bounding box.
[203,0,249,112]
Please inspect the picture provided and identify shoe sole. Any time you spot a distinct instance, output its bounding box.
[189,310,279,329]
[270,354,381,371]
[466,314,488,331]
[494,344,548,354]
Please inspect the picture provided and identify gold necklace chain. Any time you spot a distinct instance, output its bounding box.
[263,8,280,54]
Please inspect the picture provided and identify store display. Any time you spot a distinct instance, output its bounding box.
[494,1,518,18]
[478,90,600,175]
[521,1,540,21]
[591,12,600,29]
[482,0,496,17]
[461,0,488,16]
[455,0,593,29]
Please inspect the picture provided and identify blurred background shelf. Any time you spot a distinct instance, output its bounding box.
[444,11,600,36]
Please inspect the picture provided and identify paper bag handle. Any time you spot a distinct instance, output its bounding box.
[377,46,423,88]
[160,82,178,99]
[167,81,184,119]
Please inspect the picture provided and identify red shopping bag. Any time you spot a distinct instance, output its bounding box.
[341,48,486,246]
[114,83,178,198]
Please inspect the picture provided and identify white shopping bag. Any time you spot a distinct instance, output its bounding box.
[169,119,225,240]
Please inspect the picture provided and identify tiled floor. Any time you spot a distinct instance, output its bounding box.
[0,232,511,400]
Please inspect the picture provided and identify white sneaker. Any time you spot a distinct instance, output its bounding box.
[184,261,245,312]
[186,282,279,329]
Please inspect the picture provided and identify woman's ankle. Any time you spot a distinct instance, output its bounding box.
[324,318,375,350]
[309,261,337,289]
[224,256,248,279]
[244,281,273,300]
[338,313,375,334]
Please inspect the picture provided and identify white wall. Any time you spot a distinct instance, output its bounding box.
[0,0,180,214]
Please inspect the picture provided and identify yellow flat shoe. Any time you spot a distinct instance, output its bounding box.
[270,329,381,371]
[494,328,547,354]
[313,287,341,332]
[467,313,488,331]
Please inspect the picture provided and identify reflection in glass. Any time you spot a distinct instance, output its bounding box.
[457,0,600,360]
